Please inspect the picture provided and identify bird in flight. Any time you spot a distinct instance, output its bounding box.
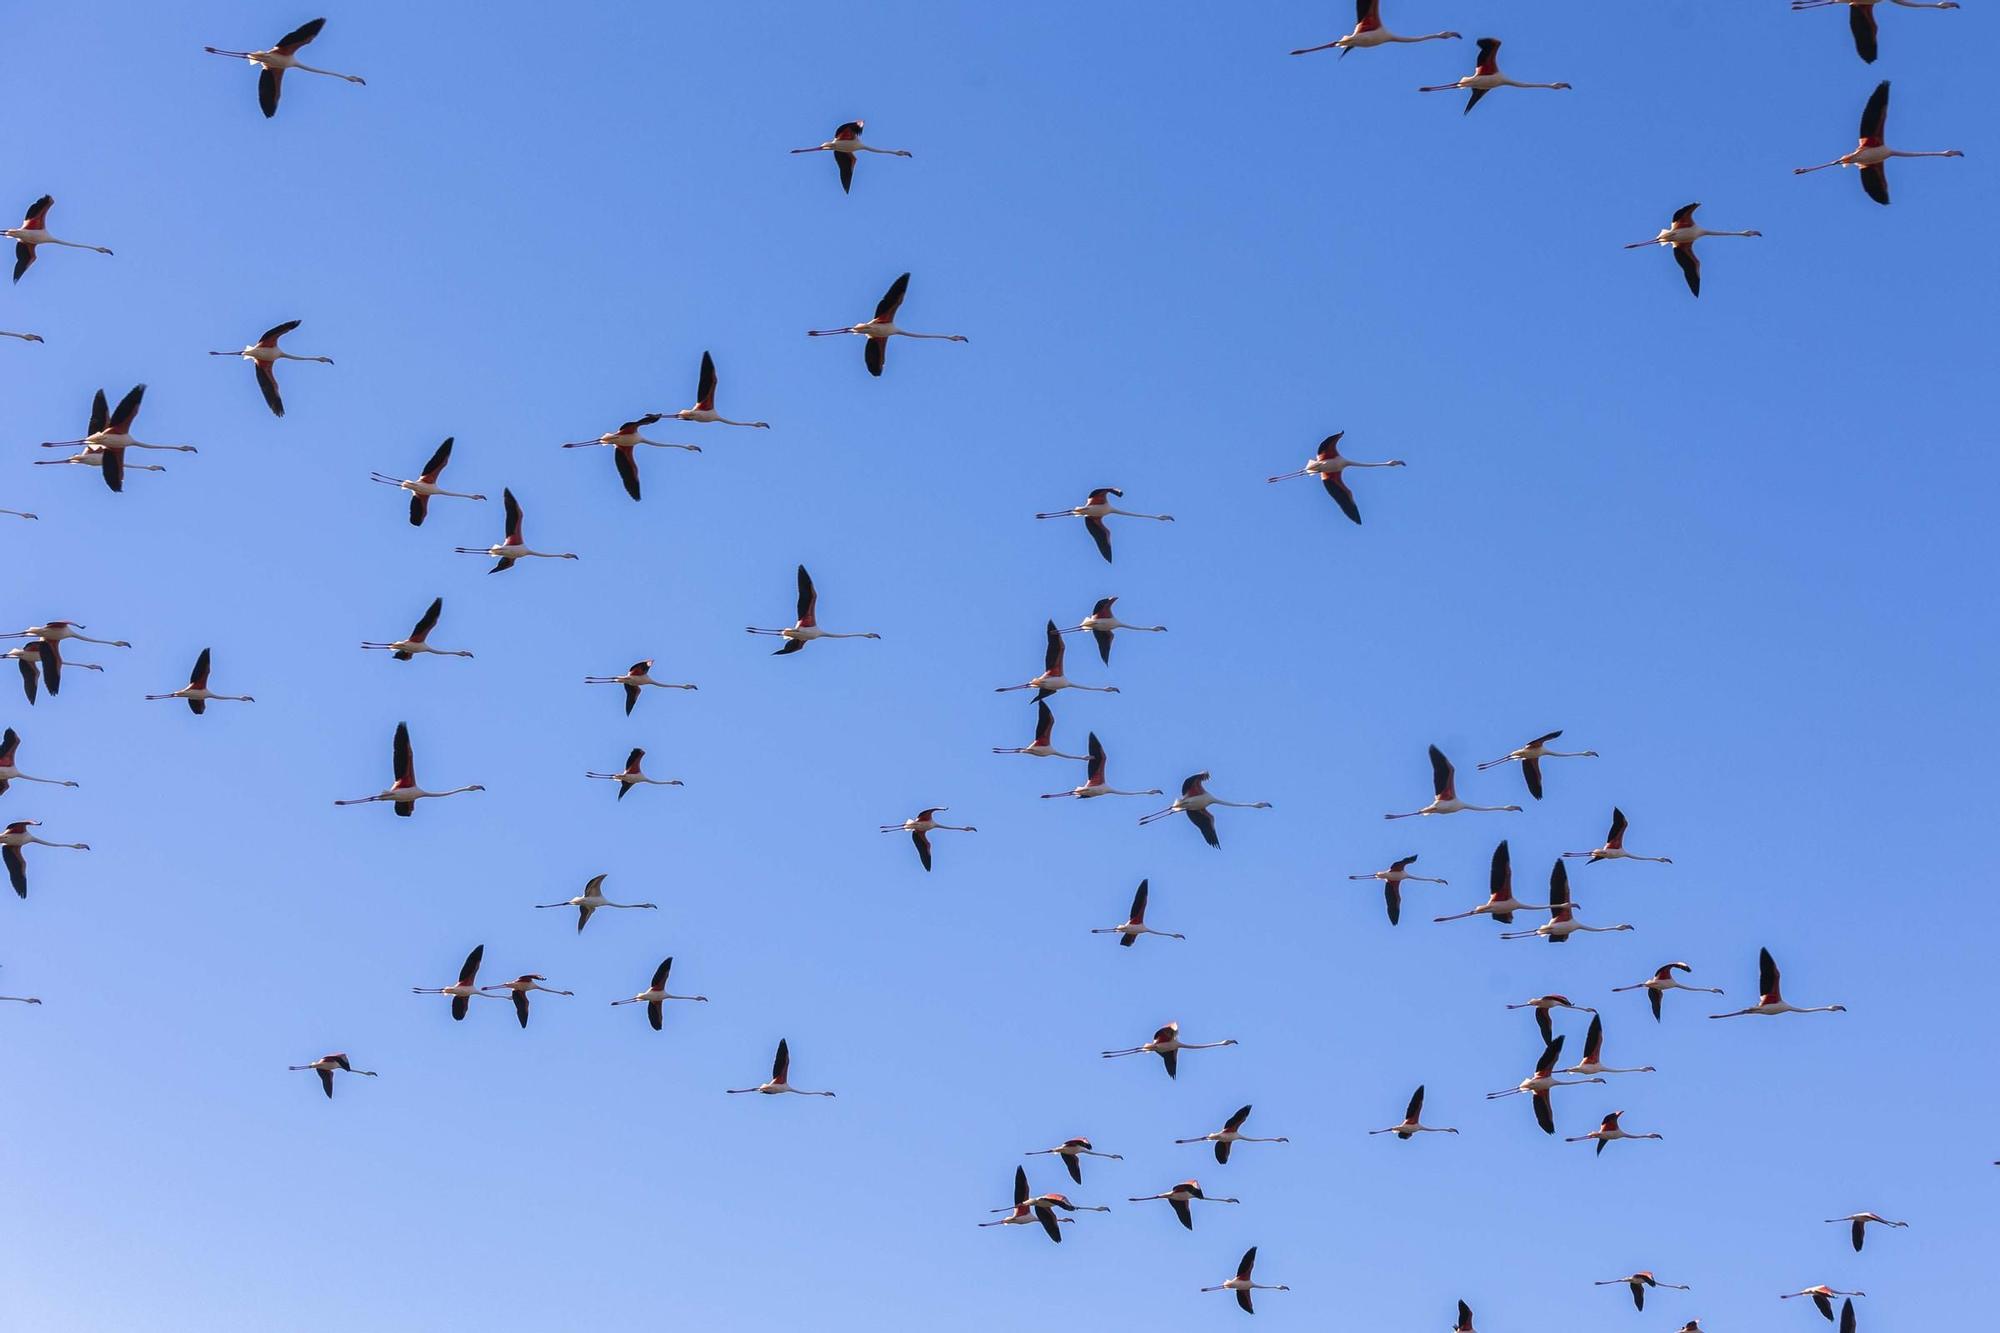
[1791,0,1959,65]
[453,489,579,571]
[1266,432,1406,524]
[369,438,486,525]
[204,17,366,118]
[209,320,333,417]
[807,272,966,376]
[879,807,977,871]
[746,565,881,654]
[1035,487,1174,562]
[143,648,255,713]
[1419,38,1571,113]
[1794,80,1961,205]
[6,195,113,283]
[533,874,658,933]
[1624,204,1762,298]
[790,119,913,194]
[1290,0,1460,57]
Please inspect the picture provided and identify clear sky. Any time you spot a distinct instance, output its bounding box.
[3,2,1995,1328]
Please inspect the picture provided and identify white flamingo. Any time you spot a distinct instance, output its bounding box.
[1567,1110,1664,1154]
[479,974,573,1029]
[6,640,102,704]
[879,807,976,871]
[454,489,578,571]
[1434,841,1550,926]
[1561,1015,1656,1077]
[1041,732,1161,801]
[410,944,503,1021]
[6,195,112,283]
[0,331,43,344]
[2,819,88,899]
[1386,745,1521,819]
[992,699,1089,761]
[208,319,333,417]
[1487,1035,1606,1134]
[1826,1213,1907,1251]
[361,597,473,660]
[1624,204,1762,298]
[1349,854,1446,927]
[204,17,365,118]
[1266,431,1405,524]
[1475,729,1597,800]
[1059,597,1165,664]
[661,351,769,428]
[0,728,79,793]
[144,648,254,713]
[727,1037,835,1096]
[560,414,698,502]
[1290,0,1460,56]
[370,438,486,526]
[1792,0,1960,65]
[1,621,130,649]
[583,658,697,715]
[1596,1273,1691,1312]
[1499,860,1633,942]
[1101,1021,1237,1080]
[1034,487,1173,563]
[979,1166,1070,1243]
[1795,80,1961,205]
[289,1053,377,1098]
[1711,948,1848,1018]
[1201,1246,1289,1314]
[1128,1180,1238,1231]
[1369,1084,1459,1138]
[1138,772,1271,848]
[1781,1286,1866,1321]
[1419,37,1571,112]
[1090,879,1185,947]
[332,722,483,815]
[585,748,683,802]
[534,874,658,933]
[746,565,880,653]
[611,957,708,1030]
[996,619,1120,699]
[790,120,912,193]
[1026,1138,1123,1185]
[1176,1104,1289,1162]
[807,272,966,376]
[1564,807,1673,864]
[1612,962,1723,1021]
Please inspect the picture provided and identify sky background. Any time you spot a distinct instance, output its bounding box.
[3,2,1996,1328]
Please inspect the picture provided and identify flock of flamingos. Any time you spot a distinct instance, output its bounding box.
[1,4,1972,1323]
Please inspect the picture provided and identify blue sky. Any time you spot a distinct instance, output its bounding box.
[3,2,1995,1327]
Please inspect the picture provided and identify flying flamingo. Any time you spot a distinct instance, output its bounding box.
[1129,1180,1239,1230]
[1565,807,1673,864]
[1090,878,1185,947]
[1597,1273,1691,1312]
[1349,854,1446,927]
[1101,1021,1237,1080]
[1454,1300,1478,1333]
[333,721,483,816]
[37,386,196,493]
[289,1053,376,1099]
[1487,1035,1606,1134]
[204,17,366,118]
[0,508,34,521]
[6,640,101,703]
[1568,1111,1664,1154]
[583,659,697,714]
[979,1166,1069,1243]
[1783,1286,1867,1321]
[1059,597,1165,664]
[369,437,485,525]
[727,1037,835,1097]
[1500,860,1634,943]
[661,351,769,428]
[807,272,967,376]
[1369,1084,1459,1138]
[1475,729,1598,800]
[454,489,578,571]
[361,597,473,660]
[1562,1016,1655,1077]
[1676,1322,1709,1333]
[879,807,976,871]
[1,621,130,650]
[791,120,912,193]
[534,873,657,933]
[0,728,79,794]
[1008,1189,1110,1220]
[585,748,683,801]
[410,944,503,1021]
[144,648,254,713]
[1793,0,1959,64]
[1,332,42,344]
[746,565,881,654]
[1026,1138,1123,1185]
[1266,432,1405,524]
[1795,81,1961,205]
[1710,947,1849,1018]
[1624,204,1762,297]
[1175,1105,1290,1163]
[478,974,572,1029]
[1202,1246,1289,1314]
[1289,0,1461,56]
[1034,487,1174,563]
[1505,993,1596,1046]
[1419,37,1572,112]
[560,414,698,501]
[1386,745,1522,820]
[0,983,39,1006]
[1613,962,1723,1021]
[1826,1213,1906,1251]
[6,196,112,283]
[611,957,708,1030]
[992,699,1089,761]
[2,820,87,898]
[1138,772,1272,847]
[1435,841,1549,927]
[997,619,1120,700]
[1041,732,1161,801]
[208,320,332,417]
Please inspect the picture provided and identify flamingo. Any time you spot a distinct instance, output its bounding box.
[1826,1213,1906,1251]
[1009,1189,1110,1219]
[33,445,165,489]
[1419,38,1571,112]
[1034,487,1174,563]
[410,944,503,1021]
[204,17,366,118]
[0,508,34,520]
[332,721,483,815]
[1676,1322,1710,1333]
[289,1052,377,1099]
[611,957,708,1030]
[727,1037,835,1097]
[2,820,88,898]
[1090,878,1185,947]
[1563,1015,1656,1077]
[1041,732,1162,801]
[1202,1246,1289,1314]
[560,414,697,502]
[1505,993,1596,1046]
[1059,597,1166,664]
[6,640,102,704]
[791,120,912,193]
[361,597,473,660]
[979,1166,1069,1243]
[1129,1180,1239,1230]
[746,565,881,654]
[208,320,332,416]
[1386,745,1522,819]
[1176,1105,1290,1163]
[1568,1111,1664,1154]
[0,332,42,344]
[1613,962,1723,1021]
[534,873,657,933]
[1792,0,1959,65]
[1711,947,1849,1018]
[1453,1300,1478,1333]
[1369,1084,1460,1138]
[808,272,966,376]
[369,437,485,525]
[1486,1035,1606,1134]
[1596,1273,1690,1312]
[1266,432,1405,524]
[454,489,578,571]
[37,386,196,493]
[478,974,572,1029]
[1565,807,1673,864]
[1290,0,1461,56]
[1624,204,1762,298]
[1795,81,1961,206]
[1499,860,1634,942]
[1138,773,1272,848]
[144,648,254,713]
[0,728,79,794]
[1349,854,1446,927]
[1435,840,1549,927]
[582,659,697,715]
[879,807,976,871]
[1,621,130,650]
[1783,1286,1867,1321]
[661,351,769,428]
[1026,1138,1123,1185]
[1475,729,1597,800]
[992,699,1089,761]
[585,748,683,801]
[997,619,1120,700]
[6,196,112,283]
[1100,1021,1237,1080]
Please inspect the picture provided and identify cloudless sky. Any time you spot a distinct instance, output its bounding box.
[3,2,1996,1328]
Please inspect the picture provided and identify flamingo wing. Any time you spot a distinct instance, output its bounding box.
[875,272,910,322]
